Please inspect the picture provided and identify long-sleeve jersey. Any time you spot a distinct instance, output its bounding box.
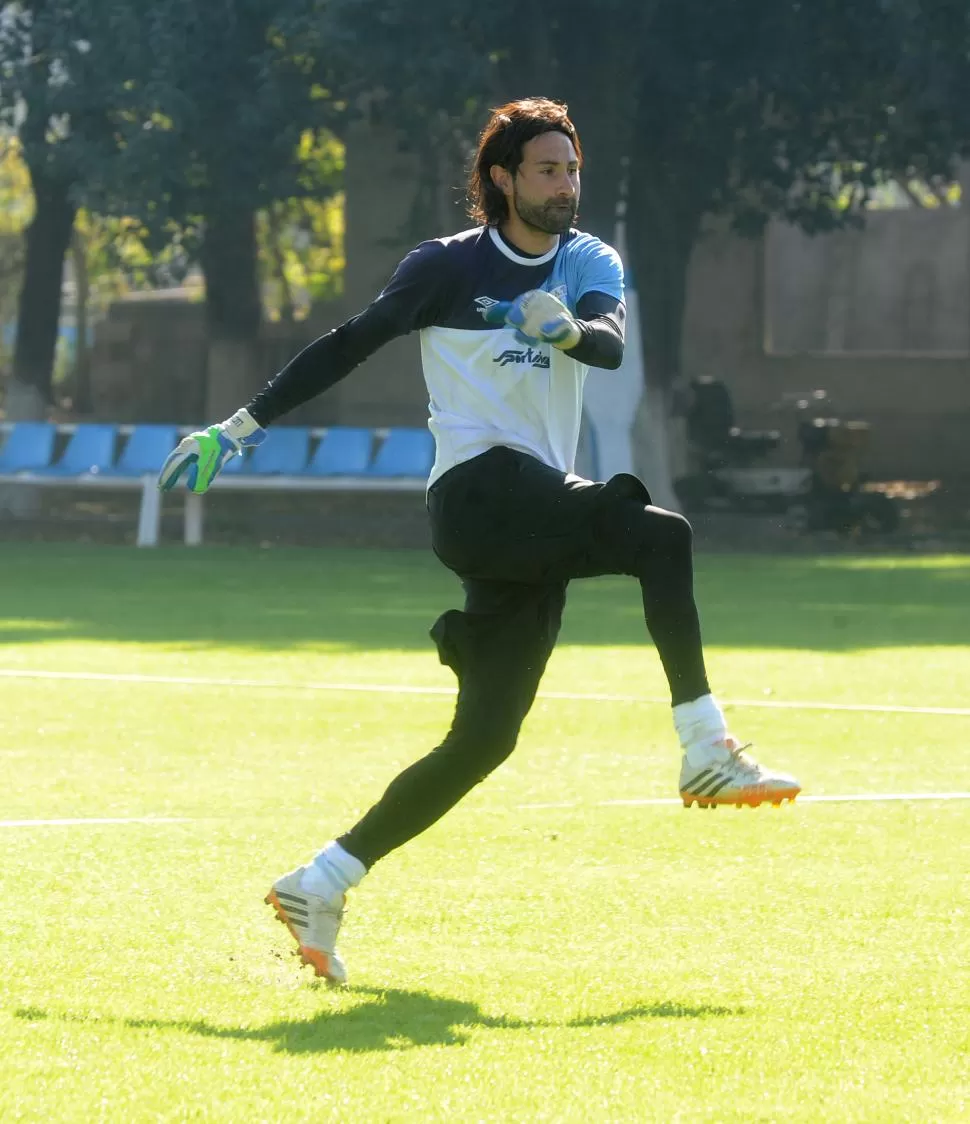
[247,224,625,486]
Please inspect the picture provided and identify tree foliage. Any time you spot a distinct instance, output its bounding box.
[0,0,347,410]
[0,0,146,407]
[103,0,342,342]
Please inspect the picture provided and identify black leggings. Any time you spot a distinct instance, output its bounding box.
[339,447,709,868]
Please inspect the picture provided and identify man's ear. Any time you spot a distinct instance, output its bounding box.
[490,163,513,198]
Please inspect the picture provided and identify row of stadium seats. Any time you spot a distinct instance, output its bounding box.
[0,421,434,547]
[0,422,435,479]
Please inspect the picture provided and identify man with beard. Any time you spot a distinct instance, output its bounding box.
[159,97,800,984]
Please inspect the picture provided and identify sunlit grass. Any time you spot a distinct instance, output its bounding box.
[0,545,968,1121]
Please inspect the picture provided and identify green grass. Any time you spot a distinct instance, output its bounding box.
[0,544,968,1122]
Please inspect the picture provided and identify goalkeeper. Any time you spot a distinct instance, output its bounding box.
[159,97,800,984]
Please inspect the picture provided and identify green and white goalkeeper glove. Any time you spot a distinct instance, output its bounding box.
[482,288,582,349]
[157,408,266,494]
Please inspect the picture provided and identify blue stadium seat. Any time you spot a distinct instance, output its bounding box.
[242,426,311,475]
[101,425,178,476]
[0,422,56,473]
[32,424,117,476]
[368,428,434,478]
[304,427,374,476]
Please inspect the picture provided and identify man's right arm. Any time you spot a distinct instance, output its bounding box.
[157,240,451,494]
[247,239,451,427]
[246,304,405,427]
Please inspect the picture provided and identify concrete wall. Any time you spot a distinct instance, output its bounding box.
[683,213,970,481]
[764,208,969,356]
[88,298,333,425]
[89,298,207,423]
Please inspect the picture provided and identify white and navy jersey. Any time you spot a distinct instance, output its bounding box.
[248,225,625,486]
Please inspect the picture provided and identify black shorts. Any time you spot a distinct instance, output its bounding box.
[426,446,656,679]
[427,445,652,588]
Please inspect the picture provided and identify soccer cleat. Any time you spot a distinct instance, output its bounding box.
[265,866,348,984]
[679,737,801,809]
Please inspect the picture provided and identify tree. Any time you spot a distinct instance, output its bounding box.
[0,0,148,418]
[0,127,191,416]
[105,0,343,416]
[0,1,345,420]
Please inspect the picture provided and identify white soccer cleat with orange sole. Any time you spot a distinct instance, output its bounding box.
[679,737,801,809]
[265,866,348,984]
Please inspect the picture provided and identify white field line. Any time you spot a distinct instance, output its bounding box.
[1,667,968,718]
[3,793,969,828]
[0,816,189,828]
[519,792,970,810]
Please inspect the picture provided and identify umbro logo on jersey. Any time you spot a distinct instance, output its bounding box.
[495,347,550,369]
[474,296,500,316]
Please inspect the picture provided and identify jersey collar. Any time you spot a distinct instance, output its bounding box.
[488,226,561,266]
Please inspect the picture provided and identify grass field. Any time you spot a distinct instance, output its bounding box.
[1,544,968,1122]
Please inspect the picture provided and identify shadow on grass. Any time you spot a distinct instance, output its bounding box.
[13,987,741,1053]
[0,544,966,653]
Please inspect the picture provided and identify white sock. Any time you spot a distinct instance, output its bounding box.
[673,694,728,766]
[300,841,367,905]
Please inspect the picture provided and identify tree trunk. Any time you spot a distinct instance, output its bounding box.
[200,200,263,419]
[625,174,702,509]
[70,227,92,414]
[541,10,640,241]
[10,169,77,415]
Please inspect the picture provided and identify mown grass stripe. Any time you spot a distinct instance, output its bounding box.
[1,668,967,717]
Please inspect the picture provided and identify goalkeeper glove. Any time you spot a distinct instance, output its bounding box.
[157,407,266,494]
[482,288,582,349]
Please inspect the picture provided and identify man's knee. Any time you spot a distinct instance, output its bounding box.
[650,507,693,551]
[632,508,694,581]
[433,707,522,785]
[596,491,693,573]
[430,588,562,696]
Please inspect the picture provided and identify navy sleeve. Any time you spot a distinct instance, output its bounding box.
[569,292,626,370]
[247,241,452,426]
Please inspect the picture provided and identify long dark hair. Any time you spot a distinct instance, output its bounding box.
[467,97,582,226]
